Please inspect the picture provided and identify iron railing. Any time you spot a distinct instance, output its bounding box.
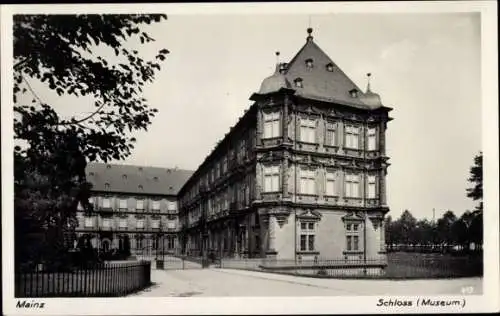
[15,261,151,297]
[216,254,483,279]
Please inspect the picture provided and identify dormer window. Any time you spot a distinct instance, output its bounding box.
[138,185,143,190]
[122,174,127,180]
[106,165,111,169]
[279,63,287,74]
[349,89,359,98]
[153,176,159,182]
[138,167,143,171]
[326,63,334,72]
[305,58,314,69]
[294,78,303,88]
[104,183,110,189]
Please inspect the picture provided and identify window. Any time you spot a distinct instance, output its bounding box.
[326,63,334,72]
[102,218,111,228]
[345,126,360,149]
[325,171,336,196]
[294,78,303,88]
[299,221,316,251]
[222,156,227,173]
[367,175,377,199]
[346,222,362,251]
[119,219,127,228]
[326,123,336,146]
[300,169,316,195]
[255,235,260,251]
[84,217,93,228]
[367,127,377,151]
[345,174,360,198]
[305,58,314,69]
[167,201,177,211]
[167,221,175,229]
[119,199,127,210]
[136,220,144,229]
[89,197,94,205]
[300,118,316,143]
[152,200,160,211]
[136,200,144,210]
[151,220,160,229]
[263,112,281,139]
[263,165,280,192]
[152,237,158,250]
[136,237,143,249]
[104,183,110,189]
[240,139,247,160]
[102,198,111,208]
[167,236,175,249]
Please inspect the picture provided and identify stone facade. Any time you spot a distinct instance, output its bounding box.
[177,29,393,262]
[75,164,193,257]
[76,30,393,267]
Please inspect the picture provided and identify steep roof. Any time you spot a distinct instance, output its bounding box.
[283,31,372,109]
[85,163,193,196]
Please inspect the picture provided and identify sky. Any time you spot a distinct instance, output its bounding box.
[15,11,482,221]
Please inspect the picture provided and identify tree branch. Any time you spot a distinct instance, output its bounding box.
[57,102,107,126]
[14,58,30,71]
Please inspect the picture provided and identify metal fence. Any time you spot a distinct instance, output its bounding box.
[217,254,483,279]
[15,261,151,297]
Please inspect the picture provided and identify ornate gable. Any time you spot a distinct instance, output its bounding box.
[341,211,365,222]
[297,209,322,221]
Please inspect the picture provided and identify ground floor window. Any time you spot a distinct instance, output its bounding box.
[167,236,175,249]
[345,222,362,251]
[102,240,110,252]
[136,236,144,250]
[299,221,316,251]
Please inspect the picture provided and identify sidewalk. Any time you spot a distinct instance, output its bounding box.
[130,268,483,297]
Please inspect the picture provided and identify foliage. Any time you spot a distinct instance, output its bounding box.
[466,152,483,212]
[385,209,482,253]
[14,14,168,269]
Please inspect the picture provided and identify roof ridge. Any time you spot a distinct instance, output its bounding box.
[87,162,193,173]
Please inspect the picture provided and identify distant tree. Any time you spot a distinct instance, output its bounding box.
[399,210,418,246]
[384,215,393,247]
[415,219,434,246]
[436,210,457,247]
[451,218,468,251]
[469,211,483,249]
[14,14,169,269]
[466,152,483,212]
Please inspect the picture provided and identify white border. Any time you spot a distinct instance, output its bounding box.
[1,1,498,315]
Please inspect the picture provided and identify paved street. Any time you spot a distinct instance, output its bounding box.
[130,268,483,297]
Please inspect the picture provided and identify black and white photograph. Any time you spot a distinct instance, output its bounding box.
[1,1,498,315]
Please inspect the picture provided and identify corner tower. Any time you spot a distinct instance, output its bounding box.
[251,28,393,265]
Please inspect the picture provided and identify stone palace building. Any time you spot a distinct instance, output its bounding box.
[76,28,393,261]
